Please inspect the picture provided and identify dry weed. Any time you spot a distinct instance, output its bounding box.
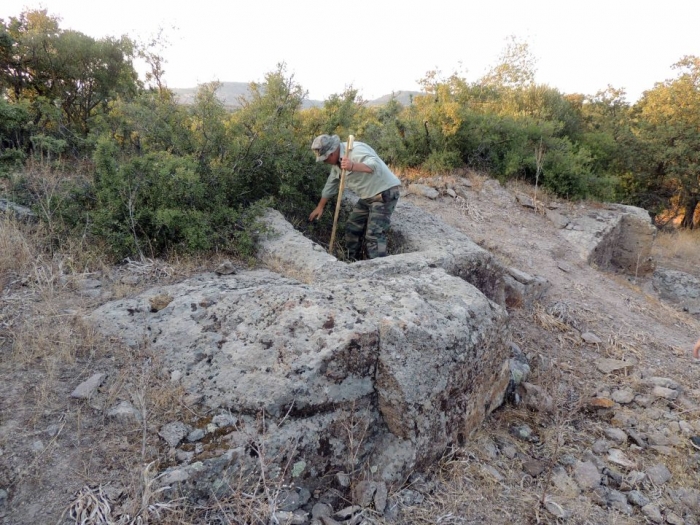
[11,310,99,366]
[604,330,642,360]
[0,216,37,277]
[392,166,425,183]
[634,289,698,331]
[454,196,484,222]
[63,462,185,525]
[20,162,74,241]
[652,227,700,268]
[533,303,572,333]
[58,237,114,276]
[339,404,372,478]
[506,178,555,206]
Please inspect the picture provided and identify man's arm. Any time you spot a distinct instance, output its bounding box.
[312,170,340,221]
[341,156,373,173]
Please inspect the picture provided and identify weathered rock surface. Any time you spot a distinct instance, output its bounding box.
[503,267,550,309]
[652,268,700,315]
[88,204,512,494]
[258,200,509,306]
[558,203,656,275]
[0,198,36,221]
[545,208,570,229]
[407,183,440,199]
[70,373,106,399]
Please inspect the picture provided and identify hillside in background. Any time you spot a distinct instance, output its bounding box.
[170,81,421,108]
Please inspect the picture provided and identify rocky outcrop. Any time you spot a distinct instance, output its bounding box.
[652,268,700,315]
[558,204,656,275]
[0,198,36,221]
[258,199,509,306]
[88,203,514,498]
[503,267,549,309]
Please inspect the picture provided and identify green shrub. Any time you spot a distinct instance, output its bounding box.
[540,139,593,199]
[422,149,462,173]
[92,138,255,258]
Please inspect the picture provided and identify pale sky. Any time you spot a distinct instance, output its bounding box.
[4,1,700,103]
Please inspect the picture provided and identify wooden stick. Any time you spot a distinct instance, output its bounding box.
[329,135,354,256]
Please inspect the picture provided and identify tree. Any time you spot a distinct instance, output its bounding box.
[319,87,362,138]
[0,10,61,100]
[574,86,636,183]
[0,9,139,143]
[135,27,172,97]
[481,36,537,89]
[634,56,700,227]
[54,30,139,135]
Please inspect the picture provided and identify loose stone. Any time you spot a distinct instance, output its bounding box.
[611,388,635,404]
[645,463,672,485]
[641,503,663,523]
[573,460,601,490]
[70,373,106,399]
[592,439,610,454]
[626,490,650,507]
[582,332,603,344]
[522,459,546,477]
[158,421,192,448]
[606,489,633,515]
[652,386,678,400]
[604,428,628,444]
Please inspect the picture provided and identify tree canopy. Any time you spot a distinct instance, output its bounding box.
[1,9,138,145]
[634,56,700,226]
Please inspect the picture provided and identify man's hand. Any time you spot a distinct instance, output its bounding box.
[310,197,329,221]
[340,157,368,173]
[309,206,324,221]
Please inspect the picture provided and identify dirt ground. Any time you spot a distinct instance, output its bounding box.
[399,175,700,524]
[1,173,699,524]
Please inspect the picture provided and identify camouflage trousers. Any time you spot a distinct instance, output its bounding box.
[345,186,400,260]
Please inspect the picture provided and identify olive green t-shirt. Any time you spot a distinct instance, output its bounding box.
[321,141,401,200]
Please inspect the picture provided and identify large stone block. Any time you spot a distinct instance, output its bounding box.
[559,204,656,275]
[89,204,512,493]
[258,200,507,305]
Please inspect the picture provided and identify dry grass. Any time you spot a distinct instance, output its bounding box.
[0,216,307,525]
[506,178,557,208]
[402,381,630,525]
[454,195,485,223]
[533,303,572,333]
[0,216,37,277]
[652,228,700,271]
[3,310,194,523]
[456,169,489,192]
[393,166,427,183]
[63,462,187,525]
[0,220,205,524]
[393,165,488,189]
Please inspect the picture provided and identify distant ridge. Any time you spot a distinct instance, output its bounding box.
[170,82,422,109]
[368,91,420,106]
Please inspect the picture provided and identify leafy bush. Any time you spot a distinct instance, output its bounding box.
[0,98,29,173]
[92,138,257,258]
[422,149,463,173]
[86,66,329,260]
